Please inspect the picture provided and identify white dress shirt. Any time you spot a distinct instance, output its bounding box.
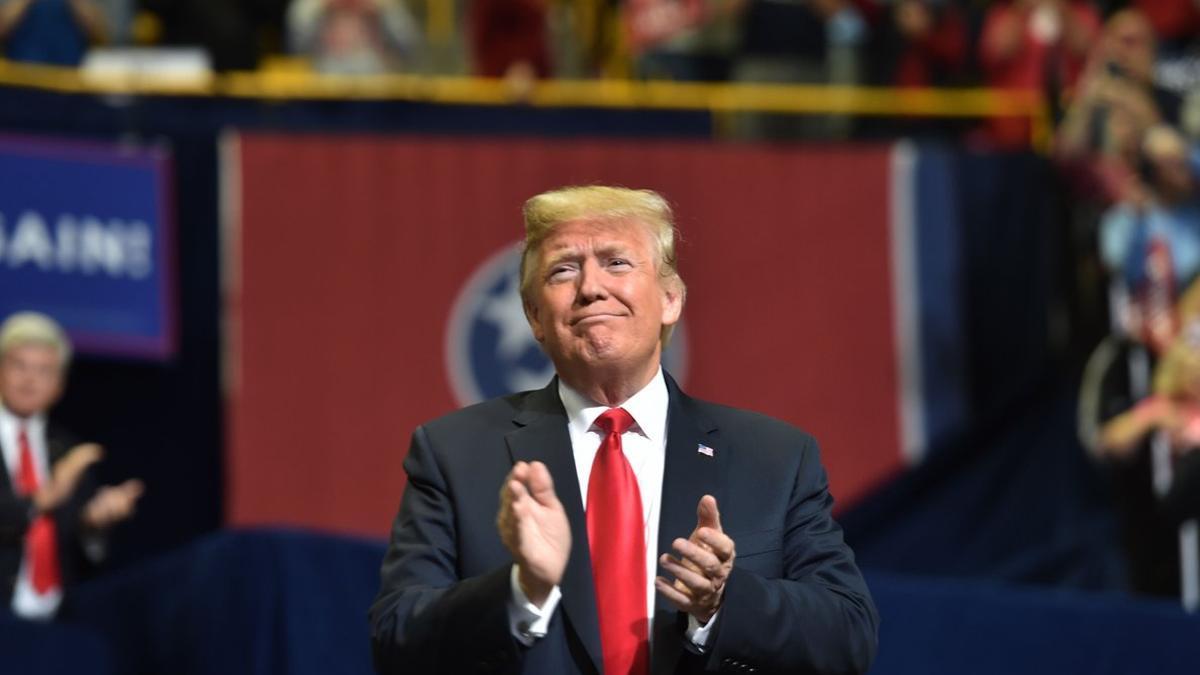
[0,403,63,620]
[506,368,715,650]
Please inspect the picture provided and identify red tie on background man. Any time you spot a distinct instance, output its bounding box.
[15,425,61,594]
[587,408,649,675]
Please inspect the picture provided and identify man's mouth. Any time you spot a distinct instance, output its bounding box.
[572,313,623,326]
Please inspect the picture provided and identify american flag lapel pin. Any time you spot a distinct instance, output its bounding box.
[697,443,715,457]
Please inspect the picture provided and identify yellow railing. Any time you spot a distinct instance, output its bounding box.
[0,59,1051,148]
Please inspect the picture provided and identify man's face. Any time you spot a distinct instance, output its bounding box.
[524,217,682,384]
[0,343,64,418]
[1107,15,1155,82]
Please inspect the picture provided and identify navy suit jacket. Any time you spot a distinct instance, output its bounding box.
[370,375,878,674]
[0,423,100,607]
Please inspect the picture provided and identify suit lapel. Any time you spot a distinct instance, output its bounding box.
[652,374,726,675]
[44,422,70,464]
[0,436,12,497]
[505,380,604,675]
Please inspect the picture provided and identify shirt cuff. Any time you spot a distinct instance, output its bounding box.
[507,564,562,646]
[685,609,720,650]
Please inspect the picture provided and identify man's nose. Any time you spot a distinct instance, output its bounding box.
[577,259,608,303]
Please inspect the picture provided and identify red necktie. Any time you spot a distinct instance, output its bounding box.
[586,408,648,675]
[15,425,61,595]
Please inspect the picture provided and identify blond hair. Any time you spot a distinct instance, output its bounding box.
[519,185,686,343]
[0,312,72,369]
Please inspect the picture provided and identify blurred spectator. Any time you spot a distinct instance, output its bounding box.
[873,0,968,88]
[732,0,868,139]
[1156,325,1200,527]
[288,0,419,74]
[0,312,143,620]
[1100,125,1200,350]
[0,0,108,66]
[469,0,550,80]
[633,0,744,82]
[1058,9,1182,201]
[979,0,1101,148]
[139,0,288,72]
[1097,327,1200,460]
[1083,319,1200,595]
[1087,274,1200,595]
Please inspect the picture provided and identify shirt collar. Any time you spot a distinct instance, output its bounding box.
[558,368,669,444]
[0,401,45,432]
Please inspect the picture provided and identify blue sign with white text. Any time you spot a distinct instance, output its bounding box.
[0,135,174,359]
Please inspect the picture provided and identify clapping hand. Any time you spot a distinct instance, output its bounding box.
[497,461,571,607]
[655,495,735,623]
[33,443,102,512]
[83,478,144,529]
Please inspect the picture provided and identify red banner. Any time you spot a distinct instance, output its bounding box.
[224,134,901,538]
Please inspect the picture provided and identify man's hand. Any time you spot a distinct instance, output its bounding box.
[655,495,735,624]
[33,443,103,512]
[82,478,144,529]
[496,461,571,607]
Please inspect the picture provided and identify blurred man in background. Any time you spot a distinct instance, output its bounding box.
[0,312,142,620]
[288,0,420,75]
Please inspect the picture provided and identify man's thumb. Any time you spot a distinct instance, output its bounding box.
[696,494,721,530]
[526,461,558,503]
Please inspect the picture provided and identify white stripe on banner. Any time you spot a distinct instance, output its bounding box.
[218,131,243,401]
[890,141,925,464]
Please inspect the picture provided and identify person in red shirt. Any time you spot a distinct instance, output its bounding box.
[887,0,968,88]
[979,0,1102,148]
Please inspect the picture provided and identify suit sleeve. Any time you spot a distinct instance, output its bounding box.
[0,493,33,544]
[58,462,105,570]
[369,425,523,674]
[44,427,108,571]
[704,434,879,675]
[2,424,94,548]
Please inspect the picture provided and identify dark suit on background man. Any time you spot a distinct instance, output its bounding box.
[0,423,100,608]
[370,185,878,674]
[371,375,877,674]
[0,311,143,619]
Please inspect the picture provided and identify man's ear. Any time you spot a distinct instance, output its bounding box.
[524,297,545,343]
[660,278,684,328]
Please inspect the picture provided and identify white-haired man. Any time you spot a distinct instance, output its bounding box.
[371,186,878,674]
[0,311,143,619]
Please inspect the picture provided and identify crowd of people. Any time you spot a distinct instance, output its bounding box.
[1,1,1196,138]
[1063,4,1200,604]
